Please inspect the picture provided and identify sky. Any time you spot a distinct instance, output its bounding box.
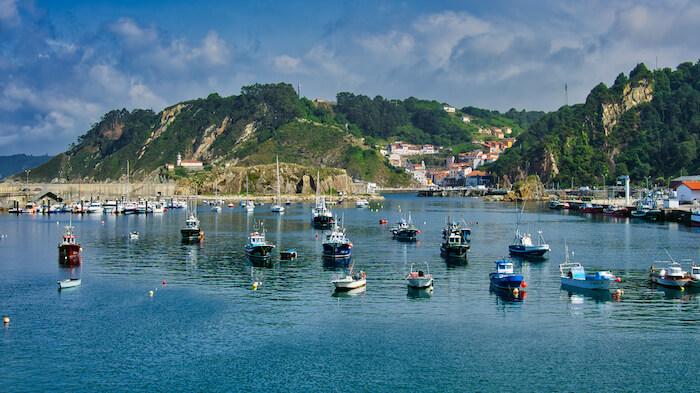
[1,0,699,155]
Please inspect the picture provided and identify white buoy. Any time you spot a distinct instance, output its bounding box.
[3,315,10,325]
[148,290,154,297]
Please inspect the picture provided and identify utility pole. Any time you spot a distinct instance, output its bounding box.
[565,83,568,106]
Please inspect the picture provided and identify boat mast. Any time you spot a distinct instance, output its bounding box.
[276,156,281,206]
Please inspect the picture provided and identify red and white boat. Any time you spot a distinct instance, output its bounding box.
[691,209,700,227]
[58,224,81,264]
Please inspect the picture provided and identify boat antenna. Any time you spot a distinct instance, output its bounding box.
[664,248,677,263]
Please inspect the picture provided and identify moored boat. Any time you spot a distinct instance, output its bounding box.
[181,212,203,242]
[57,278,81,290]
[691,209,700,227]
[489,259,526,292]
[509,230,550,257]
[322,220,352,259]
[406,262,433,289]
[688,263,700,288]
[245,226,275,260]
[355,199,369,208]
[58,223,81,263]
[560,247,620,290]
[440,221,470,259]
[280,248,298,260]
[311,197,335,229]
[650,261,690,288]
[331,268,366,291]
[391,213,420,242]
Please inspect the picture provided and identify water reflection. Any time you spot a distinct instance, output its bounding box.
[561,286,616,303]
[490,286,526,303]
[407,286,433,299]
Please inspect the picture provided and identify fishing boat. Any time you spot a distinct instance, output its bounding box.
[331,267,366,291]
[58,222,81,263]
[57,278,81,290]
[650,261,691,288]
[180,208,203,242]
[355,199,369,208]
[440,220,470,259]
[559,246,620,290]
[280,248,298,260]
[103,200,118,214]
[406,262,433,288]
[489,259,525,291]
[151,202,165,213]
[548,199,566,209]
[245,226,275,260]
[509,230,550,257]
[271,156,285,213]
[391,213,420,242]
[322,219,352,259]
[509,202,549,257]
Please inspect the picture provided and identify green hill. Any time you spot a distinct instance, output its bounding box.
[27,83,540,186]
[491,61,700,186]
[0,154,51,179]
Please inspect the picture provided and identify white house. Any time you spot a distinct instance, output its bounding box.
[443,105,456,113]
[674,181,700,202]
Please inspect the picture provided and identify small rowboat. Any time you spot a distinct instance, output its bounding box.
[280,248,298,260]
[58,278,81,290]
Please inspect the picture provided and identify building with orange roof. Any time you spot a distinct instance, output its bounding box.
[674,180,700,202]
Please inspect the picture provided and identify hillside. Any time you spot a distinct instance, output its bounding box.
[491,61,700,186]
[26,83,532,186]
[0,154,52,179]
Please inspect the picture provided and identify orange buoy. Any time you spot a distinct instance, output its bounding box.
[521,281,528,288]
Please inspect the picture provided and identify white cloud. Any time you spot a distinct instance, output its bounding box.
[273,55,303,73]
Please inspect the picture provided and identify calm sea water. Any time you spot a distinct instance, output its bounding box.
[2,194,700,392]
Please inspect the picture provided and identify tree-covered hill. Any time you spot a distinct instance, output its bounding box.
[25,83,532,185]
[491,61,700,186]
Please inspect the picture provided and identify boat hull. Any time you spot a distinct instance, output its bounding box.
[561,278,613,290]
[322,243,352,259]
[489,273,523,290]
[58,244,81,263]
[333,278,366,291]
[508,245,549,257]
[407,277,433,288]
[180,228,202,241]
[440,244,469,258]
[394,229,418,242]
[650,275,690,288]
[58,279,81,289]
[245,245,275,259]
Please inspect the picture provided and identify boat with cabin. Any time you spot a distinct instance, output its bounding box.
[181,205,203,242]
[406,262,433,289]
[86,201,103,214]
[509,229,550,257]
[355,199,369,208]
[440,220,470,259]
[391,213,420,242]
[688,263,700,288]
[322,219,352,259]
[245,226,275,260]
[58,223,81,263]
[280,248,298,260]
[560,246,620,290]
[489,259,525,291]
[649,261,691,288]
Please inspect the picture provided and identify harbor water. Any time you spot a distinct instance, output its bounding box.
[2,194,700,392]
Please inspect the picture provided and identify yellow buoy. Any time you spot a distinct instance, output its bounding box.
[513,288,519,297]
[148,290,154,297]
[252,282,259,290]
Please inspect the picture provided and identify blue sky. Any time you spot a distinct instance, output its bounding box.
[1,0,699,155]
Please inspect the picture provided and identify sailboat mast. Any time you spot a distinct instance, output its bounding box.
[276,156,281,205]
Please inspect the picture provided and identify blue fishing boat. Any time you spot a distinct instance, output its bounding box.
[244,226,275,260]
[489,259,524,290]
[322,219,352,259]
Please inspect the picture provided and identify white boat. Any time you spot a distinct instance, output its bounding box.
[151,202,165,213]
[57,278,81,290]
[406,262,433,288]
[271,156,285,213]
[650,261,690,288]
[211,205,222,213]
[86,202,103,214]
[560,247,619,290]
[331,269,366,291]
[355,199,369,208]
[688,263,700,288]
[129,231,139,240]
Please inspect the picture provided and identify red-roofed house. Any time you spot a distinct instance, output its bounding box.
[674,181,700,202]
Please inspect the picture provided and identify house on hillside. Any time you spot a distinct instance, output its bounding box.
[176,153,204,171]
[673,180,700,203]
[466,170,492,187]
[443,105,456,113]
[461,115,472,123]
